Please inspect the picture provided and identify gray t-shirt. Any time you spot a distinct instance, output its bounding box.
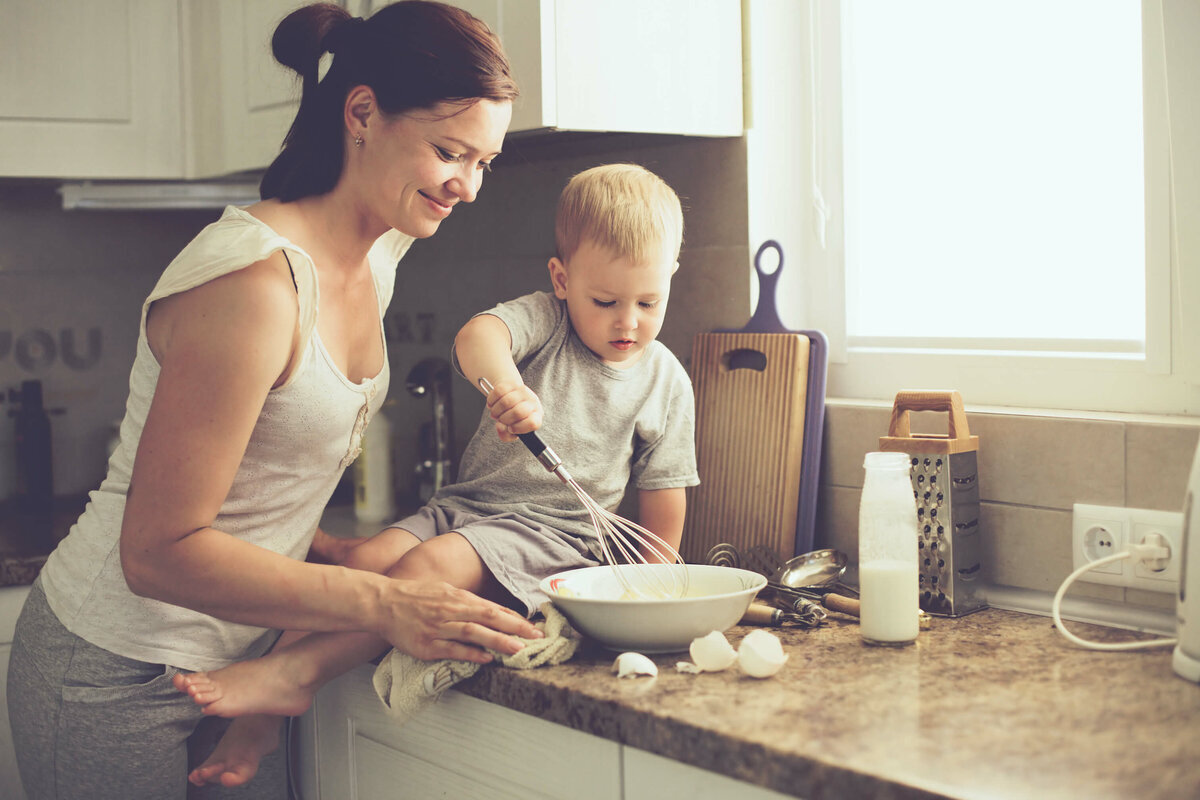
[435,291,699,556]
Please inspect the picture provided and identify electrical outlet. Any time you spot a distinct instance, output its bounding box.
[1072,503,1184,593]
[1072,504,1127,583]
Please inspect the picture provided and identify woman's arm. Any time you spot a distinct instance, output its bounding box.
[636,487,687,561]
[120,258,537,661]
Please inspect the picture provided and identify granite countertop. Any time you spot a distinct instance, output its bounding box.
[9,504,1196,797]
[454,607,1200,800]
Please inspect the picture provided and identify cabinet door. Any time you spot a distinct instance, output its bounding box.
[550,0,742,136]
[0,586,31,800]
[623,746,797,800]
[0,643,25,800]
[311,664,621,799]
[0,0,184,178]
[443,0,742,137]
[449,0,553,134]
[184,0,307,178]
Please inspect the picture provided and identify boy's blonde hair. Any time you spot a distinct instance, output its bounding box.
[555,164,684,266]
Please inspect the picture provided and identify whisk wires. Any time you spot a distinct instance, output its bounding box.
[477,377,689,599]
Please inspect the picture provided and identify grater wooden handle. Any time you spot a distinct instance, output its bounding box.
[887,390,971,440]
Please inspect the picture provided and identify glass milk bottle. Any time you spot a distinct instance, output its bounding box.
[858,452,920,645]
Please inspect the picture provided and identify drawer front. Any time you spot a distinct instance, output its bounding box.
[312,664,621,799]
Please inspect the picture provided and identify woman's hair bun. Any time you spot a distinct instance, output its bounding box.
[262,1,517,203]
[321,16,365,55]
[272,2,351,79]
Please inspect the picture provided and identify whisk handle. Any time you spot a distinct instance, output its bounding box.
[518,431,567,476]
[517,430,548,458]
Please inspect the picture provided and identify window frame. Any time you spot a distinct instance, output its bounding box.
[744,0,1196,416]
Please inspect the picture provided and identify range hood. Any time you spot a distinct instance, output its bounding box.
[59,180,261,211]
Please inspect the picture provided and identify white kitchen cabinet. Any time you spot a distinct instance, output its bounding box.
[0,585,32,800]
[450,0,743,137]
[183,0,307,178]
[623,747,794,800]
[0,0,185,179]
[4,0,742,180]
[305,664,622,799]
[302,663,793,800]
[0,0,304,180]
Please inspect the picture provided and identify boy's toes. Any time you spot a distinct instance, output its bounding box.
[187,763,224,787]
[218,761,258,788]
[188,757,256,788]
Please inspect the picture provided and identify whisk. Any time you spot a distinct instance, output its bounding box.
[478,378,689,599]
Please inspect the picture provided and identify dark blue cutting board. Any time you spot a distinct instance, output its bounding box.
[717,241,828,557]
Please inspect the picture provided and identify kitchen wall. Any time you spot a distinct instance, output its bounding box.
[0,180,219,498]
[0,132,752,505]
[816,400,1200,614]
[367,132,751,508]
[2,132,1194,621]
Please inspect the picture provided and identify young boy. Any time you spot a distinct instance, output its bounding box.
[173,163,698,784]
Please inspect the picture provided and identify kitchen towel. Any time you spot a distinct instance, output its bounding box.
[371,602,581,721]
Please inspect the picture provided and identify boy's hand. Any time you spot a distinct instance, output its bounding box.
[484,380,543,442]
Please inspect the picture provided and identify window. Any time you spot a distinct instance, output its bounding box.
[745,0,1196,415]
[843,0,1144,350]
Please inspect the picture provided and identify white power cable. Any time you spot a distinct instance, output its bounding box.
[1052,541,1178,651]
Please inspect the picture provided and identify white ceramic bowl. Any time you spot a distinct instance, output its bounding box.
[539,564,767,653]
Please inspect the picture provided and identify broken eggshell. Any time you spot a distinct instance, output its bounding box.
[737,629,789,678]
[689,630,738,672]
[612,652,658,679]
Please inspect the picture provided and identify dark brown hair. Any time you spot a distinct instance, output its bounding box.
[260,1,518,202]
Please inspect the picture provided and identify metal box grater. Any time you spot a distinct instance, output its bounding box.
[878,391,987,617]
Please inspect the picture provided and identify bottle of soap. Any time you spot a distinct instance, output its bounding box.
[12,380,53,514]
[354,404,396,524]
[858,451,920,646]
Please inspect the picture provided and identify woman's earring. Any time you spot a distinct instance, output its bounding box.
[354,134,364,149]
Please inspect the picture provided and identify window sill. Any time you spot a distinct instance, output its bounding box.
[825,396,1200,427]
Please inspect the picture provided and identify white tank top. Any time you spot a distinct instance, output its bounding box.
[39,206,413,670]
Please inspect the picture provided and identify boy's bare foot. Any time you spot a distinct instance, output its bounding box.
[188,714,281,788]
[172,652,319,718]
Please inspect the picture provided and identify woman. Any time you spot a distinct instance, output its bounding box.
[6,3,537,798]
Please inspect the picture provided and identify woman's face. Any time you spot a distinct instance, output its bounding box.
[358,98,512,239]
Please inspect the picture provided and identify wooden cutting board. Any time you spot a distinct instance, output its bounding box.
[680,239,826,565]
[681,330,810,563]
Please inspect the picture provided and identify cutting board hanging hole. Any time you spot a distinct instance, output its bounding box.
[721,348,768,372]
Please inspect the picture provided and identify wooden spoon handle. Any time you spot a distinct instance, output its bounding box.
[822,593,860,618]
[741,602,781,625]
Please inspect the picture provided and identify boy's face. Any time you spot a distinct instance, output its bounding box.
[548,238,676,369]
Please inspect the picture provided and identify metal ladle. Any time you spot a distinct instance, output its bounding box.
[769,549,860,618]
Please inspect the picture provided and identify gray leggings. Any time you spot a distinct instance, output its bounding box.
[6,579,287,800]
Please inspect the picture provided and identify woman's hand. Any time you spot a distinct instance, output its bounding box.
[376,579,542,663]
[484,380,543,442]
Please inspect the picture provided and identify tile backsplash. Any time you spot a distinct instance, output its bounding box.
[0,133,753,502]
[815,399,1200,610]
[0,181,219,498]
[3,139,1195,624]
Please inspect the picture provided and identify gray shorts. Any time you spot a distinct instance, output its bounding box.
[390,505,599,617]
[6,579,286,800]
